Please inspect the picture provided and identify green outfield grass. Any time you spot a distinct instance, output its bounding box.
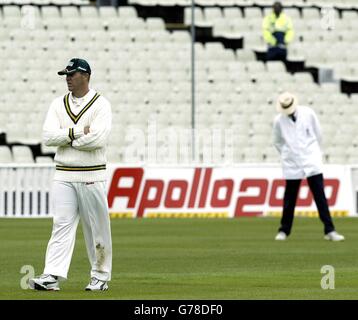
[1,217,358,300]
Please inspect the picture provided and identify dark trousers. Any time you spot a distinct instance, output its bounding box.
[279,173,335,236]
[266,47,287,62]
[96,0,119,6]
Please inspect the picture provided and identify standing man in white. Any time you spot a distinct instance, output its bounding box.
[273,92,344,242]
[29,58,112,291]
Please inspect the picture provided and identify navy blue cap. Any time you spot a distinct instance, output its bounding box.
[58,58,91,75]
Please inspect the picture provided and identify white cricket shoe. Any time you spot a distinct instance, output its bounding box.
[85,277,108,291]
[29,274,60,291]
[324,231,345,242]
[275,231,287,241]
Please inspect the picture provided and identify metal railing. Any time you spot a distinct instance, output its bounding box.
[0,164,54,217]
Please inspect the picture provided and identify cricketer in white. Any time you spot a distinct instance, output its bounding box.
[273,104,323,180]
[272,92,344,242]
[29,58,113,291]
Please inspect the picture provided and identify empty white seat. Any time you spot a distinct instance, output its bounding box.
[266,61,286,73]
[12,146,34,163]
[245,61,266,73]
[341,11,357,20]
[170,31,191,43]
[29,29,50,42]
[184,7,205,24]
[283,7,301,20]
[2,17,22,29]
[293,72,315,84]
[223,7,242,19]
[5,120,30,143]
[213,19,232,36]
[320,83,340,93]
[302,8,321,19]
[41,6,60,19]
[9,29,29,42]
[242,146,264,163]
[244,7,262,18]
[248,135,270,147]
[106,147,122,163]
[118,6,138,18]
[60,6,79,18]
[236,49,256,62]
[262,146,280,163]
[80,6,98,18]
[43,18,66,31]
[52,0,72,4]
[3,5,21,18]
[0,146,13,163]
[35,156,54,163]
[326,153,346,164]
[211,0,235,5]
[346,154,358,165]
[204,7,223,22]
[146,17,165,30]
[82,18,104,31]
[99,6,118,18]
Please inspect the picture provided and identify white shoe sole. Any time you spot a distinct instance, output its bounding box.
[29,279,60,291]
[85,286,108,291]
[85,284,108,291]
[324,236,345,242]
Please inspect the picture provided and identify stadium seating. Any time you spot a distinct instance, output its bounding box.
[35,155,54,163]
[0,146,13,163]
[0,1,357,165]
[12,146,34,163]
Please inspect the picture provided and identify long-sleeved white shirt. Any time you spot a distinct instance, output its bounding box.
[43,88,112,182]
[273,105,323,179]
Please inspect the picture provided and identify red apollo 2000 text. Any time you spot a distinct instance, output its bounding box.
[107,168,339,217]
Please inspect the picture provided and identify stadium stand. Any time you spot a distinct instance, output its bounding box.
[35,155,53,163]
[12,145,34,163]
[0,0,358,164]
[0,146,13,163]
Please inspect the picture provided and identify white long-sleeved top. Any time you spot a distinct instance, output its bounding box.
[43,88,112,182]
[273,105,323,179]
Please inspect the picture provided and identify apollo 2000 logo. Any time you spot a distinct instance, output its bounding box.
[107,168,340,217]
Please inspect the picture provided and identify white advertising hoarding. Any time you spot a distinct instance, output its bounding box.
[107,165,354,218]
[0,164,354,218]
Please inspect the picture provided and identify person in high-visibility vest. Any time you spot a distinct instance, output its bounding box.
[262,2,294,61]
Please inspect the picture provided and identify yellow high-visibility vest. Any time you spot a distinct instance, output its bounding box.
[262,12,294,46]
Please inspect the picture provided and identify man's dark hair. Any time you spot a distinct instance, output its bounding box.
[80,71,91,82]
[273,1,283,16]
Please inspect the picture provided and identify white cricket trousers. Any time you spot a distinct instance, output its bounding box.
[44,181,112,281]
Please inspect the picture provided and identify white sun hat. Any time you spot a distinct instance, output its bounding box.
[276,92,298,115]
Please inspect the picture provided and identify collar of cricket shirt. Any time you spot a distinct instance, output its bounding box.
[70,89,94,108]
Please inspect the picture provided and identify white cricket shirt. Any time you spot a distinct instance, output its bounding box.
[43,88,112,182]
[273,105,323,179]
